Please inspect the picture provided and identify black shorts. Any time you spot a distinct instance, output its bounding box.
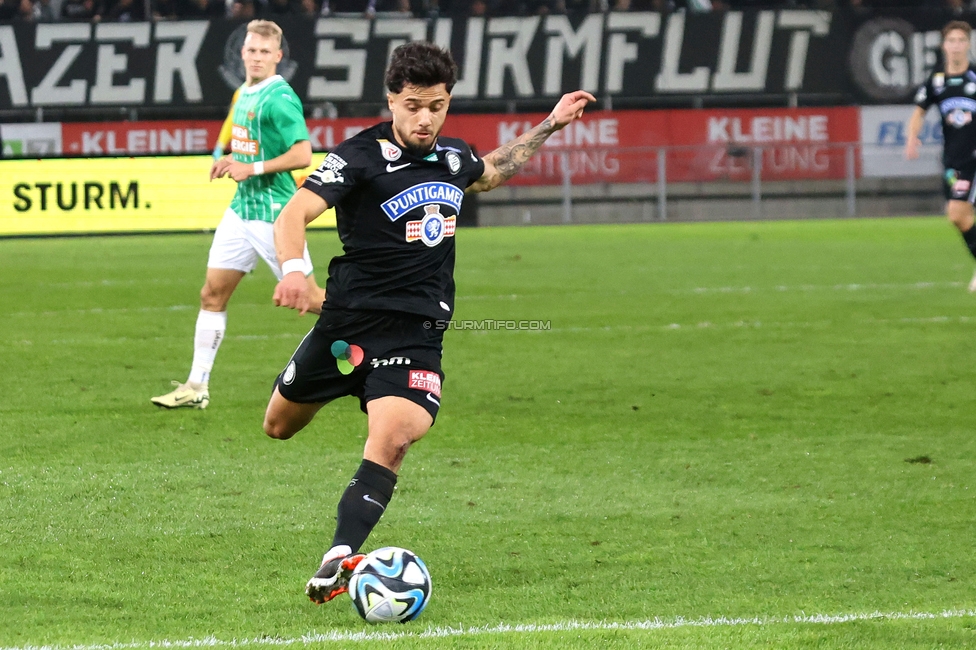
[943,162,976,202]
[274,307,445,422]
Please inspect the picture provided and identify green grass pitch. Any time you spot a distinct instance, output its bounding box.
[1,218,976,649]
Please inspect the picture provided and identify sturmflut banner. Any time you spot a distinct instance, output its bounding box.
[1,10,969,110]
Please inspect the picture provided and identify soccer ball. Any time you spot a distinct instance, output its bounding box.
[348,547,432,624]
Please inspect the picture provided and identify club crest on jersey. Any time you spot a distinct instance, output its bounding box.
[948,108,973,127]
[934,73,945,94]
[446,151,461,174]
[966,82,976,95]
[381,181,464,221]
[406,204,456,247]
[379,139,402,161]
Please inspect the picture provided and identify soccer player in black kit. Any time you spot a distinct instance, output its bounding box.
[262,41,595,604]
[906,20,976,291]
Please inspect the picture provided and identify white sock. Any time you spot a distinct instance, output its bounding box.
[187,310,227,386]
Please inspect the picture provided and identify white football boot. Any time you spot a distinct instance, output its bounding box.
[150,381,209,409]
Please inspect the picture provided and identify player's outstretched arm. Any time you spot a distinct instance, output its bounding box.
[214,141,314,182]
[273,187,329,315]
[469,90,596,193]
[904,106,926,161]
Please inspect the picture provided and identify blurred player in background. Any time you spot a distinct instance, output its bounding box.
[152,19,323,410]
[906,20,976,291]
[213,86,243,160]
[262,41,595,604]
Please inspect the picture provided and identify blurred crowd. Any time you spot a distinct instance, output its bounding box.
[0,0,967,25]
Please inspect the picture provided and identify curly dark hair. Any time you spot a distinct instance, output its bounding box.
[385,42,458,94]
[943,20,972,41]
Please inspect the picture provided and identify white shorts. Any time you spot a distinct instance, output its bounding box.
[207,208,313,280]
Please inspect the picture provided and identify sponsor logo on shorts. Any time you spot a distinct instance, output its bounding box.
[370,356,411,368]
[954,179,971,194]
[409,370,441,398]
[331,340,364,375]
[282,360,296,385]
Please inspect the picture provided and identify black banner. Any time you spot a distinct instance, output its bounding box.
[0,10,966,110]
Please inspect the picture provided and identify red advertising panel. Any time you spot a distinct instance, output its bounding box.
[443,111,668,187]
[60,119,379,155]
[666,107,860,183]
[61,121,223,156]
[55,107,860,184]
[441,108,860,185]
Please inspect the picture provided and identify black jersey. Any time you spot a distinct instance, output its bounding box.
[303,122,485,320]
[915,66,976,168]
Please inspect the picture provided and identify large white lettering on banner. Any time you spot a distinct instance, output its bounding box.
[0,11,838,109]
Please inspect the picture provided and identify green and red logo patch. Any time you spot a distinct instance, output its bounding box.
[331,340,364,375]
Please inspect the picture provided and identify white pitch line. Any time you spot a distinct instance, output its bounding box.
[684,281,964,295]
[36,332,303,346]
[4,281,967,319]
[6,305,196,318]
[2,609,974,650]
[5,315,976,347]
[519,315,976,335]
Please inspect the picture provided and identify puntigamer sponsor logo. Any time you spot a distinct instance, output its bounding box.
[13,181,141,212]
[380,182,464,222]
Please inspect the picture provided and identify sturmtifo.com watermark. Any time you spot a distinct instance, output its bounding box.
[424,319,551,331]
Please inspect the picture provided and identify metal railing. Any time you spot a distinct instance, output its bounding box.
[480,143,943,225]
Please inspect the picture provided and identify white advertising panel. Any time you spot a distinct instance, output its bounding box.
[859,105,942,178]
[0,123,62,157]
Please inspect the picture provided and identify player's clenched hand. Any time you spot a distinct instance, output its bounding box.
[273,272,311,315]
[904,137,921,161]
[548,90,597,131]
[226,161,256,182]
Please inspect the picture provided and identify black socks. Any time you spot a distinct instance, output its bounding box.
[331,459,398,553]
[962,226,976,260]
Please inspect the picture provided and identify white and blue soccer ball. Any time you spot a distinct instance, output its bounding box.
[348,547,432,624]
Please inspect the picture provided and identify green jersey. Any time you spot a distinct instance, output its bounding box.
[229,75,309,222]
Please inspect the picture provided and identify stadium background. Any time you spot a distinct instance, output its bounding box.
[5,5,976,649]
[0,7,964,232]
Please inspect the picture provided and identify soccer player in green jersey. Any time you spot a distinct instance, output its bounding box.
[152,20,323,410]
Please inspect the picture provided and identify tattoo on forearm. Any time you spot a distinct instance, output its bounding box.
[483,117,555,189]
